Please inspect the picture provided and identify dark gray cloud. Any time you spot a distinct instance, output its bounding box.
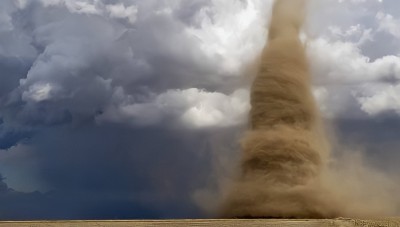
[0,173,164,220]
[0,123,223,219]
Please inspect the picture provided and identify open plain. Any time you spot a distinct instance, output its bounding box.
[1,219,400,227]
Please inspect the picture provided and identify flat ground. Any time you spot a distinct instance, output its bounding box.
[1,219,400,227]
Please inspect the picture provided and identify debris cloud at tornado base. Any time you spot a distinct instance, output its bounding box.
[220,0,400,219]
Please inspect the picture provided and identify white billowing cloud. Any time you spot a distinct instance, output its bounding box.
[106,3,138,24]
[376,11,400,39]
[98,88,250,128]
[186,0,270,75]
[0,0,270,129]
[304,0,400,118]
[40,0,101,15]
[176,89,249,128]
[309,38,400,84]
[309,36,400,117]
[39,0,140,24]
[356,84,400,115]
[22,83,58,102]
[2,0,400,127]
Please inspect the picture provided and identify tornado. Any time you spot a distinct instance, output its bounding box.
[221,0,338,218]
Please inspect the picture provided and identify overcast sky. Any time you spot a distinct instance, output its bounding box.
[1,0,400,220]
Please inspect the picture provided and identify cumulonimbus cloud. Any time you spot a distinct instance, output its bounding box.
[0,0,400,219]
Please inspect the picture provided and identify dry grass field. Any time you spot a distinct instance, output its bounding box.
[1,219,400,227]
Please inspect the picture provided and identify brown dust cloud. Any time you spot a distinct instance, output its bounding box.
[219,0,400,219]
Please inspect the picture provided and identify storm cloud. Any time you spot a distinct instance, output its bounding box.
[0,0,400,219]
